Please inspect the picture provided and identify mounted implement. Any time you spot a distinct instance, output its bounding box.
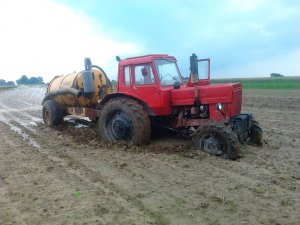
[43,54,262,160]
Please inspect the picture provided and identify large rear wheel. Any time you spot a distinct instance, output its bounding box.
[42,100,63,127]
[98,98,151,145]
[192,122,240,160]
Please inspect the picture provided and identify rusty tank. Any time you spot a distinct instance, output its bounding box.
[44,58,112,109]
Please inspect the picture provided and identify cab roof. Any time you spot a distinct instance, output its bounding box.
[119,54,176,66]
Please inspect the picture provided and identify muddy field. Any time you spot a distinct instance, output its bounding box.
[0,86,299,225]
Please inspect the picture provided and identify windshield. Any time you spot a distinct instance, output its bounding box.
[154,59,182,86]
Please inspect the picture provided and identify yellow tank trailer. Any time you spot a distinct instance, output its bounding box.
[42,58,112,125]
[47,69,112,107]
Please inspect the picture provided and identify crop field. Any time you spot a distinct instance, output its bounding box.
[0,86,17,90]
[212,76,300,90]
[0,86,299,225]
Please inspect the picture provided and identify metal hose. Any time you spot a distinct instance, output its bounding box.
[42,88,82,104]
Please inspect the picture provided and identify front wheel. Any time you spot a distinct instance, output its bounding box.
[249,120,263,146]
[98,98,151,145]
[192,122,240,160]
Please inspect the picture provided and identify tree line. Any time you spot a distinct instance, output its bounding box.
[16,75,44,85]
[0,75,44,86]
[0,79,15,86]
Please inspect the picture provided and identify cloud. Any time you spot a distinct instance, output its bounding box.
[0,0,299,82]
[226,0,267,12]
[168,0,300,77]
[214,49,300,78]
[0,0,142,82]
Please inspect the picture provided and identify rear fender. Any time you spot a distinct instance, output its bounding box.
[100,93,155,116]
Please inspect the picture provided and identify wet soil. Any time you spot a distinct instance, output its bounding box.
[0,86,299,225]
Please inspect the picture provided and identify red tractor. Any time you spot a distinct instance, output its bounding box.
[43,54,262,160]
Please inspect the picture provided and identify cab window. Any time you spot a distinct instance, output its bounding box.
[124,66,130,86]
[134,64,155,85]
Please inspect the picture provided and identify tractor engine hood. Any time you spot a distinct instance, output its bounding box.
[171,83,242,116]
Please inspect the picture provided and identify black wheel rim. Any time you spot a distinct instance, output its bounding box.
[105,109,133,141]
[197,132,227,155]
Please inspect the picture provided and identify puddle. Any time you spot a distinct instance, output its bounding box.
[0,86,45,148]
[8,122,40,148]
[64,116,91,128]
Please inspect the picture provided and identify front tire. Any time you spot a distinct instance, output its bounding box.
[42,100,63,127]
[192,122,240,160]
[98,98,151,145]
[249,120,262,146]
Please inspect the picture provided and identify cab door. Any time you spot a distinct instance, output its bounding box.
[131,63,161,113]
[190,54,211,85]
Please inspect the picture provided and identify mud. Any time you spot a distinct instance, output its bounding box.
[0,86,299,225]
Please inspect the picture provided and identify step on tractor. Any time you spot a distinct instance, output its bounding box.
[42,54,262,160]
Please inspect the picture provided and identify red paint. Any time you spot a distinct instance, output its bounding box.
[107,54,242,127]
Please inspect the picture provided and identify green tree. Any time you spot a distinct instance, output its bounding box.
[0,79,6,85]
[29,77,40,84]
[16,75,44,85]
[6,81,15,85]
[37,76,44,84]
[16,75,29,85]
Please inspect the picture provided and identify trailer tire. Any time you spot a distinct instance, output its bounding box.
[42,100,63,127]
[193,122,240,160]
[98,98,151,145]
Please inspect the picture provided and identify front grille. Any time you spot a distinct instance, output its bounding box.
[231,88,242,117]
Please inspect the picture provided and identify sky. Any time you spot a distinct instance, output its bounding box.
[0,0,299,83]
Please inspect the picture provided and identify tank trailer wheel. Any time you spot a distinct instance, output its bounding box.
[249,120,263,146]
[192,122,240,160]
[98,98,151,145]
[42,100,63,127]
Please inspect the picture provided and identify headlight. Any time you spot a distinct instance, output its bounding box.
[216,103,222,111]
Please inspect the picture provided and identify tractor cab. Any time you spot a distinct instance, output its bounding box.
[117,54,182,89]
[116,54,213,114]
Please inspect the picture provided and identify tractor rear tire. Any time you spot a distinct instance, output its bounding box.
[249,120,263,146]
[98,98,151,145]
[192,122,240,160]
[42,100,63,127]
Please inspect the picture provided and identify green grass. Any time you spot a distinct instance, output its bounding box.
[0,85,17,90]
[211,76,300,90]
[112,76,299,90]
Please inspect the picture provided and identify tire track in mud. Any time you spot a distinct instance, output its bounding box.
[30,124,206,224]
[0,123,35,225]
[5,123,170,224]
[34,117,300,224]
[39,147,170,224]
[33,125,297,225]
[37,139,195,224]
[0,123,159,225]
[1,87,299,225]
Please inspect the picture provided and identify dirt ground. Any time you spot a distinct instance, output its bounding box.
[0,86,299,225]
